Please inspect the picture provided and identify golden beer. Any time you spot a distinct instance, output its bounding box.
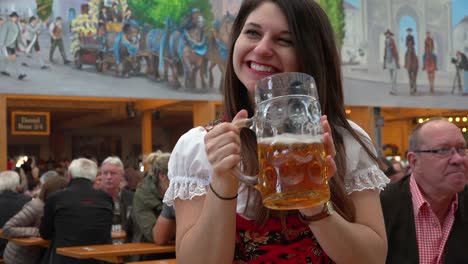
[257,134,330,210]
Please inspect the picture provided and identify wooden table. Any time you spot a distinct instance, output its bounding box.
[56,243,175,263]
[127,259,176,264]
[0,229,126,248]
[0,229,50,247]
[10,237,50,247]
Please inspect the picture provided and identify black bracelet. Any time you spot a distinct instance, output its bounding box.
[209,183,238,200]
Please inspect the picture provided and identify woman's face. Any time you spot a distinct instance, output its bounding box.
[233,2,298,98]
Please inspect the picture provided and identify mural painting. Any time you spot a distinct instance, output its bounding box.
[0,0,467,109]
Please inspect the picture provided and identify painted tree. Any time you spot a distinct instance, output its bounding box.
[316,0,345,49]
[128,0,213,28]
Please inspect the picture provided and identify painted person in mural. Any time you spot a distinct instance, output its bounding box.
[163,0,390,263]
[123,7,134,24]
[0,12,27,80]
[48,16,70,65]
[23,16,49,70]
[383,29,399,95]
[452,51,468,95]
[422,31,437,93]
[404,28,418,95]
[98,5,113,26]
[111,3,123,23]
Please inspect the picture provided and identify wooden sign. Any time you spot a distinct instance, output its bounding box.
[11,111,50,136]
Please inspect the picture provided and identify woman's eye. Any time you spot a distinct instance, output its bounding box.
[244,29,260,37]
[278,38,293,46]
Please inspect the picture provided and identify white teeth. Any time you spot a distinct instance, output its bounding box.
[250,62,275,72]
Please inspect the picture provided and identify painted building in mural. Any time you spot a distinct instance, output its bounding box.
[365,0,454,71]
[0,0,86,25]
[52,0,88,24]
[342,1,365,64]
[210,0,242,19]
[0,0,36,17]
[453,16,468,54]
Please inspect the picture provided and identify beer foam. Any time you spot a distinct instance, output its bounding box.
[258,133,322,144]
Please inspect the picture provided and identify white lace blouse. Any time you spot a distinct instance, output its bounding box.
[163,120,389,218]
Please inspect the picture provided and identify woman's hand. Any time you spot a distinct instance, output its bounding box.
[300,115,337,216]
[204,110,248,196]
[322,115,337,179]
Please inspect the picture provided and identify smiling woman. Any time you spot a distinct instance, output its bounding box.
[163,0,390,263]
[233,3,298,93]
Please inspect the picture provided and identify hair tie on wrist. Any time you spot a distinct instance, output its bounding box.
[209,183,238,200]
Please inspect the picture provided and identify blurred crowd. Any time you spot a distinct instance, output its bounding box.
[1,151,175,263]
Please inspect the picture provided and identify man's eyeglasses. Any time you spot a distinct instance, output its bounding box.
[413,147,467,158]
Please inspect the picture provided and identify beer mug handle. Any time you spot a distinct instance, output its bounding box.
[233,118,259,186]
[234,166,259,186]
[233,118,255,130]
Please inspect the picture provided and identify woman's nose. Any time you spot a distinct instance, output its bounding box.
[253,36,274,57]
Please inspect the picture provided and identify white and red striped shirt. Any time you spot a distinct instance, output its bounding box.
[410,176,458,264]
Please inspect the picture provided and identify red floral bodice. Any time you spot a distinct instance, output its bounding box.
[234,214,332,264]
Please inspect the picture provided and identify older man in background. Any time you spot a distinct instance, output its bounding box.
[100,156,134,243]
[381,119,468,263]
[0,171,31,257]
[40,158,113,264]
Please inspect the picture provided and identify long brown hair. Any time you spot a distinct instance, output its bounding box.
[223,0,379,223]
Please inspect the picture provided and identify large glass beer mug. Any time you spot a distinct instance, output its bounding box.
[236,72,330,210]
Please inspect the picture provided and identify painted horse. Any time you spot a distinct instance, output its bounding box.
[404,41,418,95]
[176,9,208,89]
[140,18,175,81]
[205,13,235,91]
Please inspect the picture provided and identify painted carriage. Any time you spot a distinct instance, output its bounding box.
[73,33,101,70]
[69,1,233,88]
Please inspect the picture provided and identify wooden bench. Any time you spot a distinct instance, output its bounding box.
[57,243,175,263]
[127,259,176,264]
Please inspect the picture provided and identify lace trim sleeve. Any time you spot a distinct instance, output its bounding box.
[341,120,390,194]
[163,127,213,206]
[163,177,209,206]
[344,166,390,194]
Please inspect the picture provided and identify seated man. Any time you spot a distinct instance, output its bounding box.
[132,152,174,260]
[381,119,468,263]
[100,156,134,243]
[0,170,31,257]
[153,203,176,245]
[40,158,114,264]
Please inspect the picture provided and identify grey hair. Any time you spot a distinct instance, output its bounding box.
[40,170,60,184]
[0,171,20,191]
[68,158,98,181]
[101,156,124,172]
